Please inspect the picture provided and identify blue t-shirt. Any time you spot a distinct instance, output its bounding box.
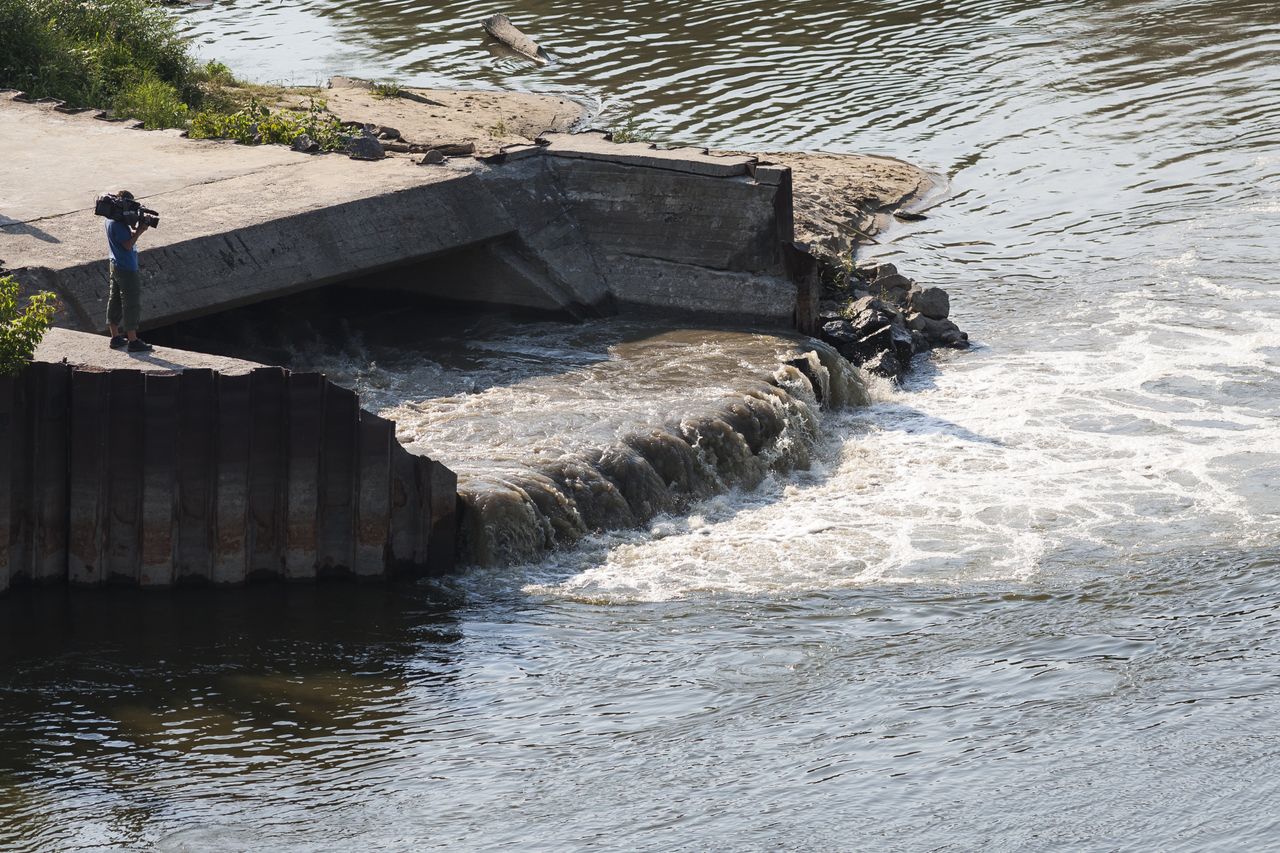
[106,219,138,271]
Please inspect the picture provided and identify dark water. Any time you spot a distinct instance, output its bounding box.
[5,0,1280,848]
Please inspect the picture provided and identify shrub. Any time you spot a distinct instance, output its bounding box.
[113,74,189,128]
[0,275,57,377]
[0,0,198,109]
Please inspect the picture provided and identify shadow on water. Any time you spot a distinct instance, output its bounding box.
[0,582,462,842]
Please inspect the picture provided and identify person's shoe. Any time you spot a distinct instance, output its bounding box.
[109,335,127,350]
[126,339,154,353]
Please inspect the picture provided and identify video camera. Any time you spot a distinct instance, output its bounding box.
[94,193,160,230]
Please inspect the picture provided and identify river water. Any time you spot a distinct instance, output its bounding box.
[4,0,1280,849]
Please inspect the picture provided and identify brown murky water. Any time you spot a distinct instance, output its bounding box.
[3,1,1280,849]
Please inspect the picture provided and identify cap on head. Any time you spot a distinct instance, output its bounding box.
[117,190,134,200]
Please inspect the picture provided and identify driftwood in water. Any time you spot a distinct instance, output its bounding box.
[482,14,551,64]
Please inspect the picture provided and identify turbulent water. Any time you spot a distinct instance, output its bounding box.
[4,0,1280,849]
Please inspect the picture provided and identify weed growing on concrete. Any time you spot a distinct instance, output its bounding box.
[609,117,652,144]
[371,80,404,99]
[0,275,56,377]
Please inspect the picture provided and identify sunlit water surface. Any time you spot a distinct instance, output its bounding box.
[4,0,1280,849]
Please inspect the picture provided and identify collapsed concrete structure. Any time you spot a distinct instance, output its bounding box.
[3,93,810,334]
[0,90,923,590]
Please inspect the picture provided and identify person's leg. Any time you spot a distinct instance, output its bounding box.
[106,264,123,336]
[120,268,141,340]
[120,269,153,352]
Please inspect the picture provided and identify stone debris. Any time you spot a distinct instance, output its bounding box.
[345,135,386,161]
[817,260,969,382]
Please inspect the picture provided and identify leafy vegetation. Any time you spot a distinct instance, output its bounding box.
[0,0,346,142]
[188,96,348,150]
[0,275,56,377]
[0,0,199,110]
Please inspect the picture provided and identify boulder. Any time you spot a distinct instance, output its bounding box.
[863,350,903,380]
[908,285,950,320]
[347,136,386,161]
[377,126,401,140]
[419,149,446,165]
[905,312,927,332]
[922,316,962,343]
[290,134,320,153]
[910,329,930,354]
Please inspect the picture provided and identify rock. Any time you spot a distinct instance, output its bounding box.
[863,350,903,380]
[818,300,842,315]
[380,141,412,153]
[870,273,913,305]
[942,331,970,349]
[419,149,446,165]
[910,329,930,354]
[893,210,928,222]
[908,285,950,320]
[290,134,319,153]
[905,312,927,332]
[377,126,401,140]
[890,324,915,366]
[921,316,961,343]
[346,136,386,161]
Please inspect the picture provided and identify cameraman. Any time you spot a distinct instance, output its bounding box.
[104,190,153,353]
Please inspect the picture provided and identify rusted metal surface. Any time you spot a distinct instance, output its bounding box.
[1,358,458,590]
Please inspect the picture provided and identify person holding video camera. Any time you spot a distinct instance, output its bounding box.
[104,189,154,353]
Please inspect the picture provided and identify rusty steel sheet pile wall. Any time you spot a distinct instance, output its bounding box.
[0,363,455,592]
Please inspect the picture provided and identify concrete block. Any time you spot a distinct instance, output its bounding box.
[213,372,250,585]
[0,376,12,593]
[29,362,69,583]
[540,132,753,178]
[752,164,790,187]
[318,383,357,577]
[547,157,782,273]
[387,444,424,574]
[105,370,144,583]
[176,369,216,583]
[355,411,393,576]
[140,373,178,586]
[426,458,457,576]
[68,370,109,585]
[286,372,324,579]
[247,367,287,578]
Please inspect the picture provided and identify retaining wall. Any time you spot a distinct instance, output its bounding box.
[0,360,455,592]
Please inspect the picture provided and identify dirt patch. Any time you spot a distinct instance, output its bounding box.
[320,80,585,156]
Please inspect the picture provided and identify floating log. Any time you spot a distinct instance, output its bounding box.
[482,14,551,65]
